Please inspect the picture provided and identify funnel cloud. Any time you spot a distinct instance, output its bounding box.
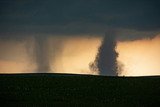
[33,36,51,72]
[90,31,118,76]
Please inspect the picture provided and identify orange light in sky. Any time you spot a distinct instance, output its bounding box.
[0,35,160,76]
[51,35,160,76]
[51,36,101,75]
[117,35,160,76]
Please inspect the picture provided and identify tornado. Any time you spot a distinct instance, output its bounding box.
[34,36,50,72]
[90,31,118,76]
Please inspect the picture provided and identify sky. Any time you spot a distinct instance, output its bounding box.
[0,0,160,76]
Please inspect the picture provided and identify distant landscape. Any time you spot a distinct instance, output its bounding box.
[0,73,160,106]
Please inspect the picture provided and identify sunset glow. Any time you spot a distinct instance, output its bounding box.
[117,35,160,76]
[0,35,160,76]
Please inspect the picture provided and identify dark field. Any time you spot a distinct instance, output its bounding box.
[0,73,160,107]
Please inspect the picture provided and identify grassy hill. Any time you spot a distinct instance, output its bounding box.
[0,73,160,106]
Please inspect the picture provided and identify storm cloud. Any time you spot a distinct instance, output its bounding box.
[0,0,160,36]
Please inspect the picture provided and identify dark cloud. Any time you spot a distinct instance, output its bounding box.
[0,0,160,36]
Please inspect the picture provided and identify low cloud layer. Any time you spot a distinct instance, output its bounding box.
[0,0,160,35]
